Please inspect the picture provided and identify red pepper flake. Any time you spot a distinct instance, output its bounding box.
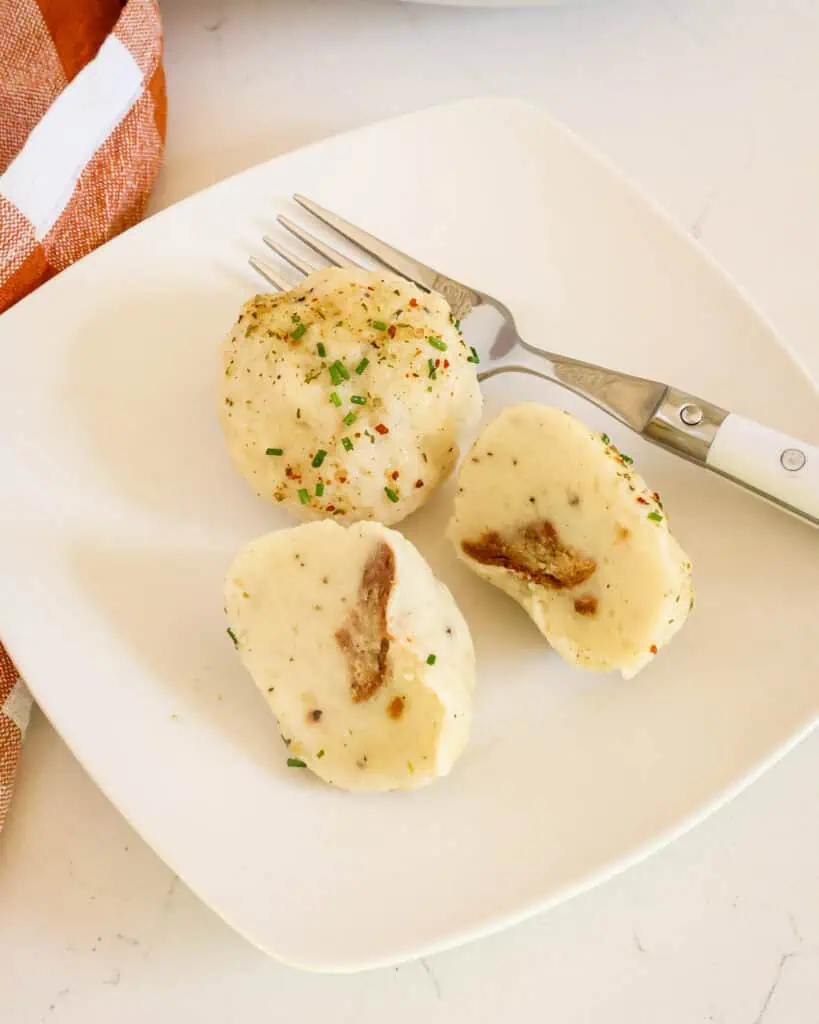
[443,359,450,369]
[653,492,661,503]
[337,474,348,483]
[650,644,658,655]
[636,496,649,505]
[375,423,389,435]
[367,285,375,291]
[409,297,418,308]
[391,470,399,480]
[434,358,441,368]
[415,479,424,488]
[325,504,336,513]
[387,325,396,338]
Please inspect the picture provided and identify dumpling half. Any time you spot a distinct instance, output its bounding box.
[226,520,475,790]
[448,404,693,678]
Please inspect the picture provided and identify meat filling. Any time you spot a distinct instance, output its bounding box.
[335,541,396,702]
[461,520,596,590]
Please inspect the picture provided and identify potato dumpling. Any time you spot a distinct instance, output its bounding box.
[225,520,475,791]
[448,404,693,678]
[220,266,482,526]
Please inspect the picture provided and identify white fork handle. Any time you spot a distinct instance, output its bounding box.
[706,414,819,526]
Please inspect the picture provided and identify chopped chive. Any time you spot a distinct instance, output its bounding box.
[343,411,357,426]
[384,486,399,503]
[287,757,307,768]
[621,453,634,465]
[315,482,325,497]
[428,336,447,352]
[355,357,370,375]
[331,359,350,381]
[226,627,239,648]
[454,319,461,330]
[426,653,437,665]
[317,749,325,759]
[427,358,437,379]
[467,346,480,364]
[371,320,388,331]
[317,342,326,358]
[311,449,327,468]
[341,437,354,452]
[290,322,306,340]
[350,395,367,405]
[330,391,342,407]
[298,488,310,504]
[265,447,283,456]
[329,364,343,386]
[601,433,611,445]
[648,511,663,522]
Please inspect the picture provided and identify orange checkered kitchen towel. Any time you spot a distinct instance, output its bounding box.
[0,0,166,830]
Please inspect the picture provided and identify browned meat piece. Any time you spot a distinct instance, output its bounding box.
[461,520,596,590]
[573,595,599,616]
[335,541,396,702]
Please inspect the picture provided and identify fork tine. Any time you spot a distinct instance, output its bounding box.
[262,235,317,277]
[277,215,359,269]
[292,194,438,292]
[248,255,289,291]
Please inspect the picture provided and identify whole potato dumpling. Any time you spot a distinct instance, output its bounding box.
[225,520,476,791]
[220,266,482,526]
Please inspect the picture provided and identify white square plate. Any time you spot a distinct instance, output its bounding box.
[1,98,817,972]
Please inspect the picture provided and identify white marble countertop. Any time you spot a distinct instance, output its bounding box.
[2,1,818,1020]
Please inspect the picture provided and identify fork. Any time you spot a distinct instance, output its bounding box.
[250,194,819,530]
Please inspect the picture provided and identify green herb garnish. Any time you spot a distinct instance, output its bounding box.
[350,395,367,405]
[329,363,343,386]
[265,447,283,456]
[343,411,357,426]
[621,453,634,465]
[290,323,306,340]
[648,511,663,522]
[384,486,399,503]
[331,359,350,381]
[467,346,480,364]
[298,488,310,504]
[311,449,327,468]
[341,437,354,452]
[601,433,611,445]
[355,357,370,375]
[287,757,307,768]
[226,627,239,648]
[426,653,437,665]
[317,749,325,759]
[315,482,325,497]
[371,320,388,331]
[330,391,342,407]
[428,336,447,352]
[427,358,437,379]
[317,342,327,358]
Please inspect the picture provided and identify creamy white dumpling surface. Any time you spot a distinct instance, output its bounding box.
[220,266,482,525]
[448,404,693,678]
[225,520,476,791]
